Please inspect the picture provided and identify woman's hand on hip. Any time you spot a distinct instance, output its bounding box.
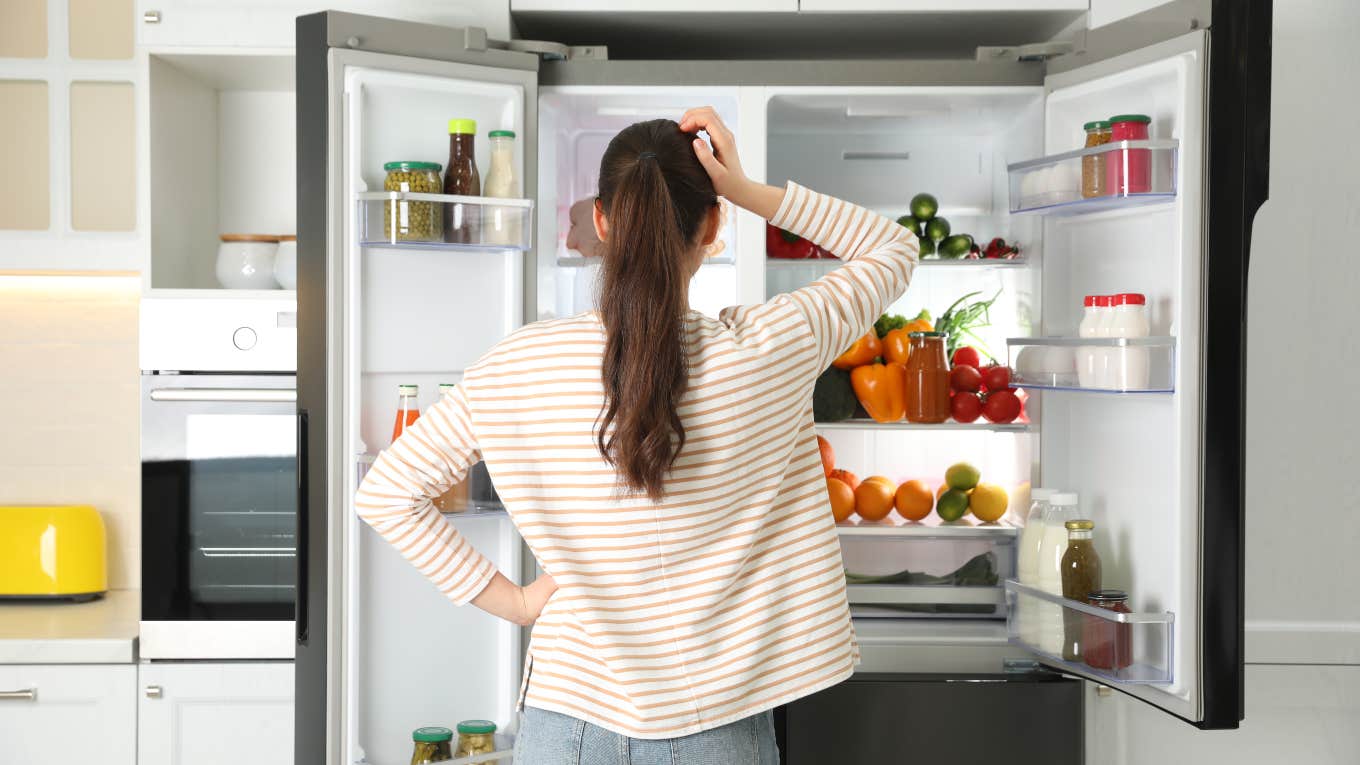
[470,571,558,626]
[681,106,786,221]
[518,573,558,626]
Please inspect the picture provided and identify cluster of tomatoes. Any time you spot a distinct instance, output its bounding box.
[947,346,1024,424]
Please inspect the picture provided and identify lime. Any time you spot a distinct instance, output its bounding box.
[945,462,980,492]
[936,489,970,522]
[918,238,936,258]
[938,234,974,259]
[896,214,923,237]
[925,217,950,243]
[909,193,938,220]
[969,483,1009,523]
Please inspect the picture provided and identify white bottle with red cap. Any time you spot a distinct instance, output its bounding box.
[1108,292,1150,389]
[1076,295,1104,388]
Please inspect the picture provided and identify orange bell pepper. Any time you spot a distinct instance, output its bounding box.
[850,362,907,423]
[882,328,913,365]
[832,331,882,370]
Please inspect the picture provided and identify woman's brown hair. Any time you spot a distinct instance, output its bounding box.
[595,118,717,500]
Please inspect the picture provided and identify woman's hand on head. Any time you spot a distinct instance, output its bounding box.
[680,106,787,222]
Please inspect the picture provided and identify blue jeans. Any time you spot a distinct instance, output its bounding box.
[513,706,779,765]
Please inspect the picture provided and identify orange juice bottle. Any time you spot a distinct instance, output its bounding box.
[391,384,420,444]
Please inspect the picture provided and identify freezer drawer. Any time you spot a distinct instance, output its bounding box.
[780,672,1082,765]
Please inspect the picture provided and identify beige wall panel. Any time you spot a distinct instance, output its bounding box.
[68,0,133,60]
[70,81,136,231]
[0,81,51,231]
[0,0,47,58]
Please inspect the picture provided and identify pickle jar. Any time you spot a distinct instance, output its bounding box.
[409,726,453,764]
[383,161,444,242]
[454,719,499,760]
[1080,120,1112,198]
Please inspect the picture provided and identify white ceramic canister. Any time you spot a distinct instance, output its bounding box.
[217,234,280,289]
[273,235,297,290]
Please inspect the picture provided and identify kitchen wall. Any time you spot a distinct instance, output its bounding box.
[0,275,141,590]
[1086,1,1360,762]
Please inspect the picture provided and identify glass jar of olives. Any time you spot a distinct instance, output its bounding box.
[454,719,499,761]
[409,726,453,764]
[383,161,443,242]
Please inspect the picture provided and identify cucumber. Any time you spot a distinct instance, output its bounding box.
[938,234,974,259]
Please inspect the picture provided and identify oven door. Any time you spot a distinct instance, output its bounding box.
[140,373,298,659]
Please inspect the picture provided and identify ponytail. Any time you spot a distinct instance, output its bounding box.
[595,119,717,500]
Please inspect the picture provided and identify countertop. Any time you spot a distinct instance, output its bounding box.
[0,589,138,664]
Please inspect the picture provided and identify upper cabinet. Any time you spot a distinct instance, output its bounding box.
[798,0,1085,9]
[512,0,795,9]
[135,0,512,48]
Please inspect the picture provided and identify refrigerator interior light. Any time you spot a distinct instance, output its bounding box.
[595,106,689,118]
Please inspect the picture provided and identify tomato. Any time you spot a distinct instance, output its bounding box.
[982,389,1022,423]
[951,391,982,423]
[951,346,981,369]
[949,364,982,393]
[981,364,1011,392]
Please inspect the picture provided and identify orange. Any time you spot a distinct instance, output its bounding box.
[894,479,935,522]
[827,477,855,523]
[817,435,835,477]
[828,468,860,491]
[855,477,896,522]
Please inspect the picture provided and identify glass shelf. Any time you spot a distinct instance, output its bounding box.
[1008,336,1175,393]
[1005,579,1175,685]
[818,418,1030,432]
[766,257,1028,269]
[356,191,533,251]
[1008,139,1178,216]
[557,255,735,268]
[838,516,1018,538]
[355,454,507,518]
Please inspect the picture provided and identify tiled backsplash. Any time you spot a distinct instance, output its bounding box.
[0,275,140,589]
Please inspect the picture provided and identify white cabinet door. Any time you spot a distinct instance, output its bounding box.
[512,0,796,10]
[138,662,294,765]
[0,665,136,765]
[135,0,511,48]
[797,0,1085,10]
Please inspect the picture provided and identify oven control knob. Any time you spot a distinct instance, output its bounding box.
[232,326,258,351]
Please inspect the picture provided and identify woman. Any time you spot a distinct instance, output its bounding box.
[356,107,918,763]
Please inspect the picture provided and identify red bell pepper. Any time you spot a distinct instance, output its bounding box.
[766,223,815,259]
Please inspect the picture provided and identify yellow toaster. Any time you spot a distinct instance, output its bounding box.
[0,505,107,601]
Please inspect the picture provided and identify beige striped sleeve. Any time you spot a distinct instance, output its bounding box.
[767,182,919,371]
[354,384,496,605]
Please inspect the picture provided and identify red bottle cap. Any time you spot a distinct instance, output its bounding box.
[1093,295,1113,307]
[1084,295,1097,307]
[1115,293,1147,305]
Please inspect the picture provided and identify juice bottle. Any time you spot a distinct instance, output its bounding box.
[391,384,420,444]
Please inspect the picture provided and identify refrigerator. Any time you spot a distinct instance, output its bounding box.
[295,3,1269,763]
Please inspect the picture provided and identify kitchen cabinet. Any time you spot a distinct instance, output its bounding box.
[134,0,511,48]
[0,664,136,765]
[798,0,1086,10]
[511,0,797,11]
[138,662,294,765]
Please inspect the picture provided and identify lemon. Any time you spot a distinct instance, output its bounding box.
[945,462,980,492]
[936,489,970,522]
[969,483,1009,523]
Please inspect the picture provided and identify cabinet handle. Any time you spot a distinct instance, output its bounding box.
[145,685,163,699]
[143,10,161,23]
[0,688,37,700]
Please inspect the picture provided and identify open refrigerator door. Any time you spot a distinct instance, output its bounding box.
[296,12,538,765]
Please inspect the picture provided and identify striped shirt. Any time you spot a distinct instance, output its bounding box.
[355,182,918,739]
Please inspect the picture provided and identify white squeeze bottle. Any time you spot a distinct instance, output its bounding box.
[1109,292,1151,390]
[1016,487,1056,645]
[1075,296,1102,388]
[1090,296,1115,389]
[1035,491,1079,655]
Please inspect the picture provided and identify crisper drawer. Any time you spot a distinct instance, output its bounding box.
[838,520,1017,619]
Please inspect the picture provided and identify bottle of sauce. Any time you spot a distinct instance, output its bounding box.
[904,331,950,423]
[443,118,480,244]
[1060,519,1102,662]
[1035,491,1078,655]
[482,130,520,246]
[391,384,420,444]
[1108,292,1151,390]
[1081,120,1112,198]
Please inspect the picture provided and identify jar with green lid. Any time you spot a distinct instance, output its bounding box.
[454,719,499,760]
[1080,120,1112,198]
[409,726,453,764]
[383,161,443,242]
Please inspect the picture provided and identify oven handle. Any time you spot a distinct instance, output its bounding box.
[150,388,297,403]
[295,409,309,645]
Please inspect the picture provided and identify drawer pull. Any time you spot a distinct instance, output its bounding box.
[143,10,161,23]
[0,688,37,700]
[145,685,163,699]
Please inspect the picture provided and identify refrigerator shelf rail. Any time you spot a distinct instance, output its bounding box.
[1004,579,1175,685]
[356,191,534,251]
[837,516,1018,539]
[557,255,736,268]
[817,418,1031,433]
[765,257,1030,269]
[1007,139,1179,216]
[1008,336,1176,393]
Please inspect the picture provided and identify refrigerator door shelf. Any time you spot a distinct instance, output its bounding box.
[1007,139,1179,216]
[1005,579,1175,686]
[1008,336,1176,393]
[357,192,534,252]
[817,419,1031,433]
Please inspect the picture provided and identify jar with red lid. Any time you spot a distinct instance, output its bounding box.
[1082,589,1133,671]
[1105,114,1152,196]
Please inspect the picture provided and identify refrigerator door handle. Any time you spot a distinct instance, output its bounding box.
[295,409,309,645]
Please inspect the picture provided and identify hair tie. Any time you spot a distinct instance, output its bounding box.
[637,151,657,161]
